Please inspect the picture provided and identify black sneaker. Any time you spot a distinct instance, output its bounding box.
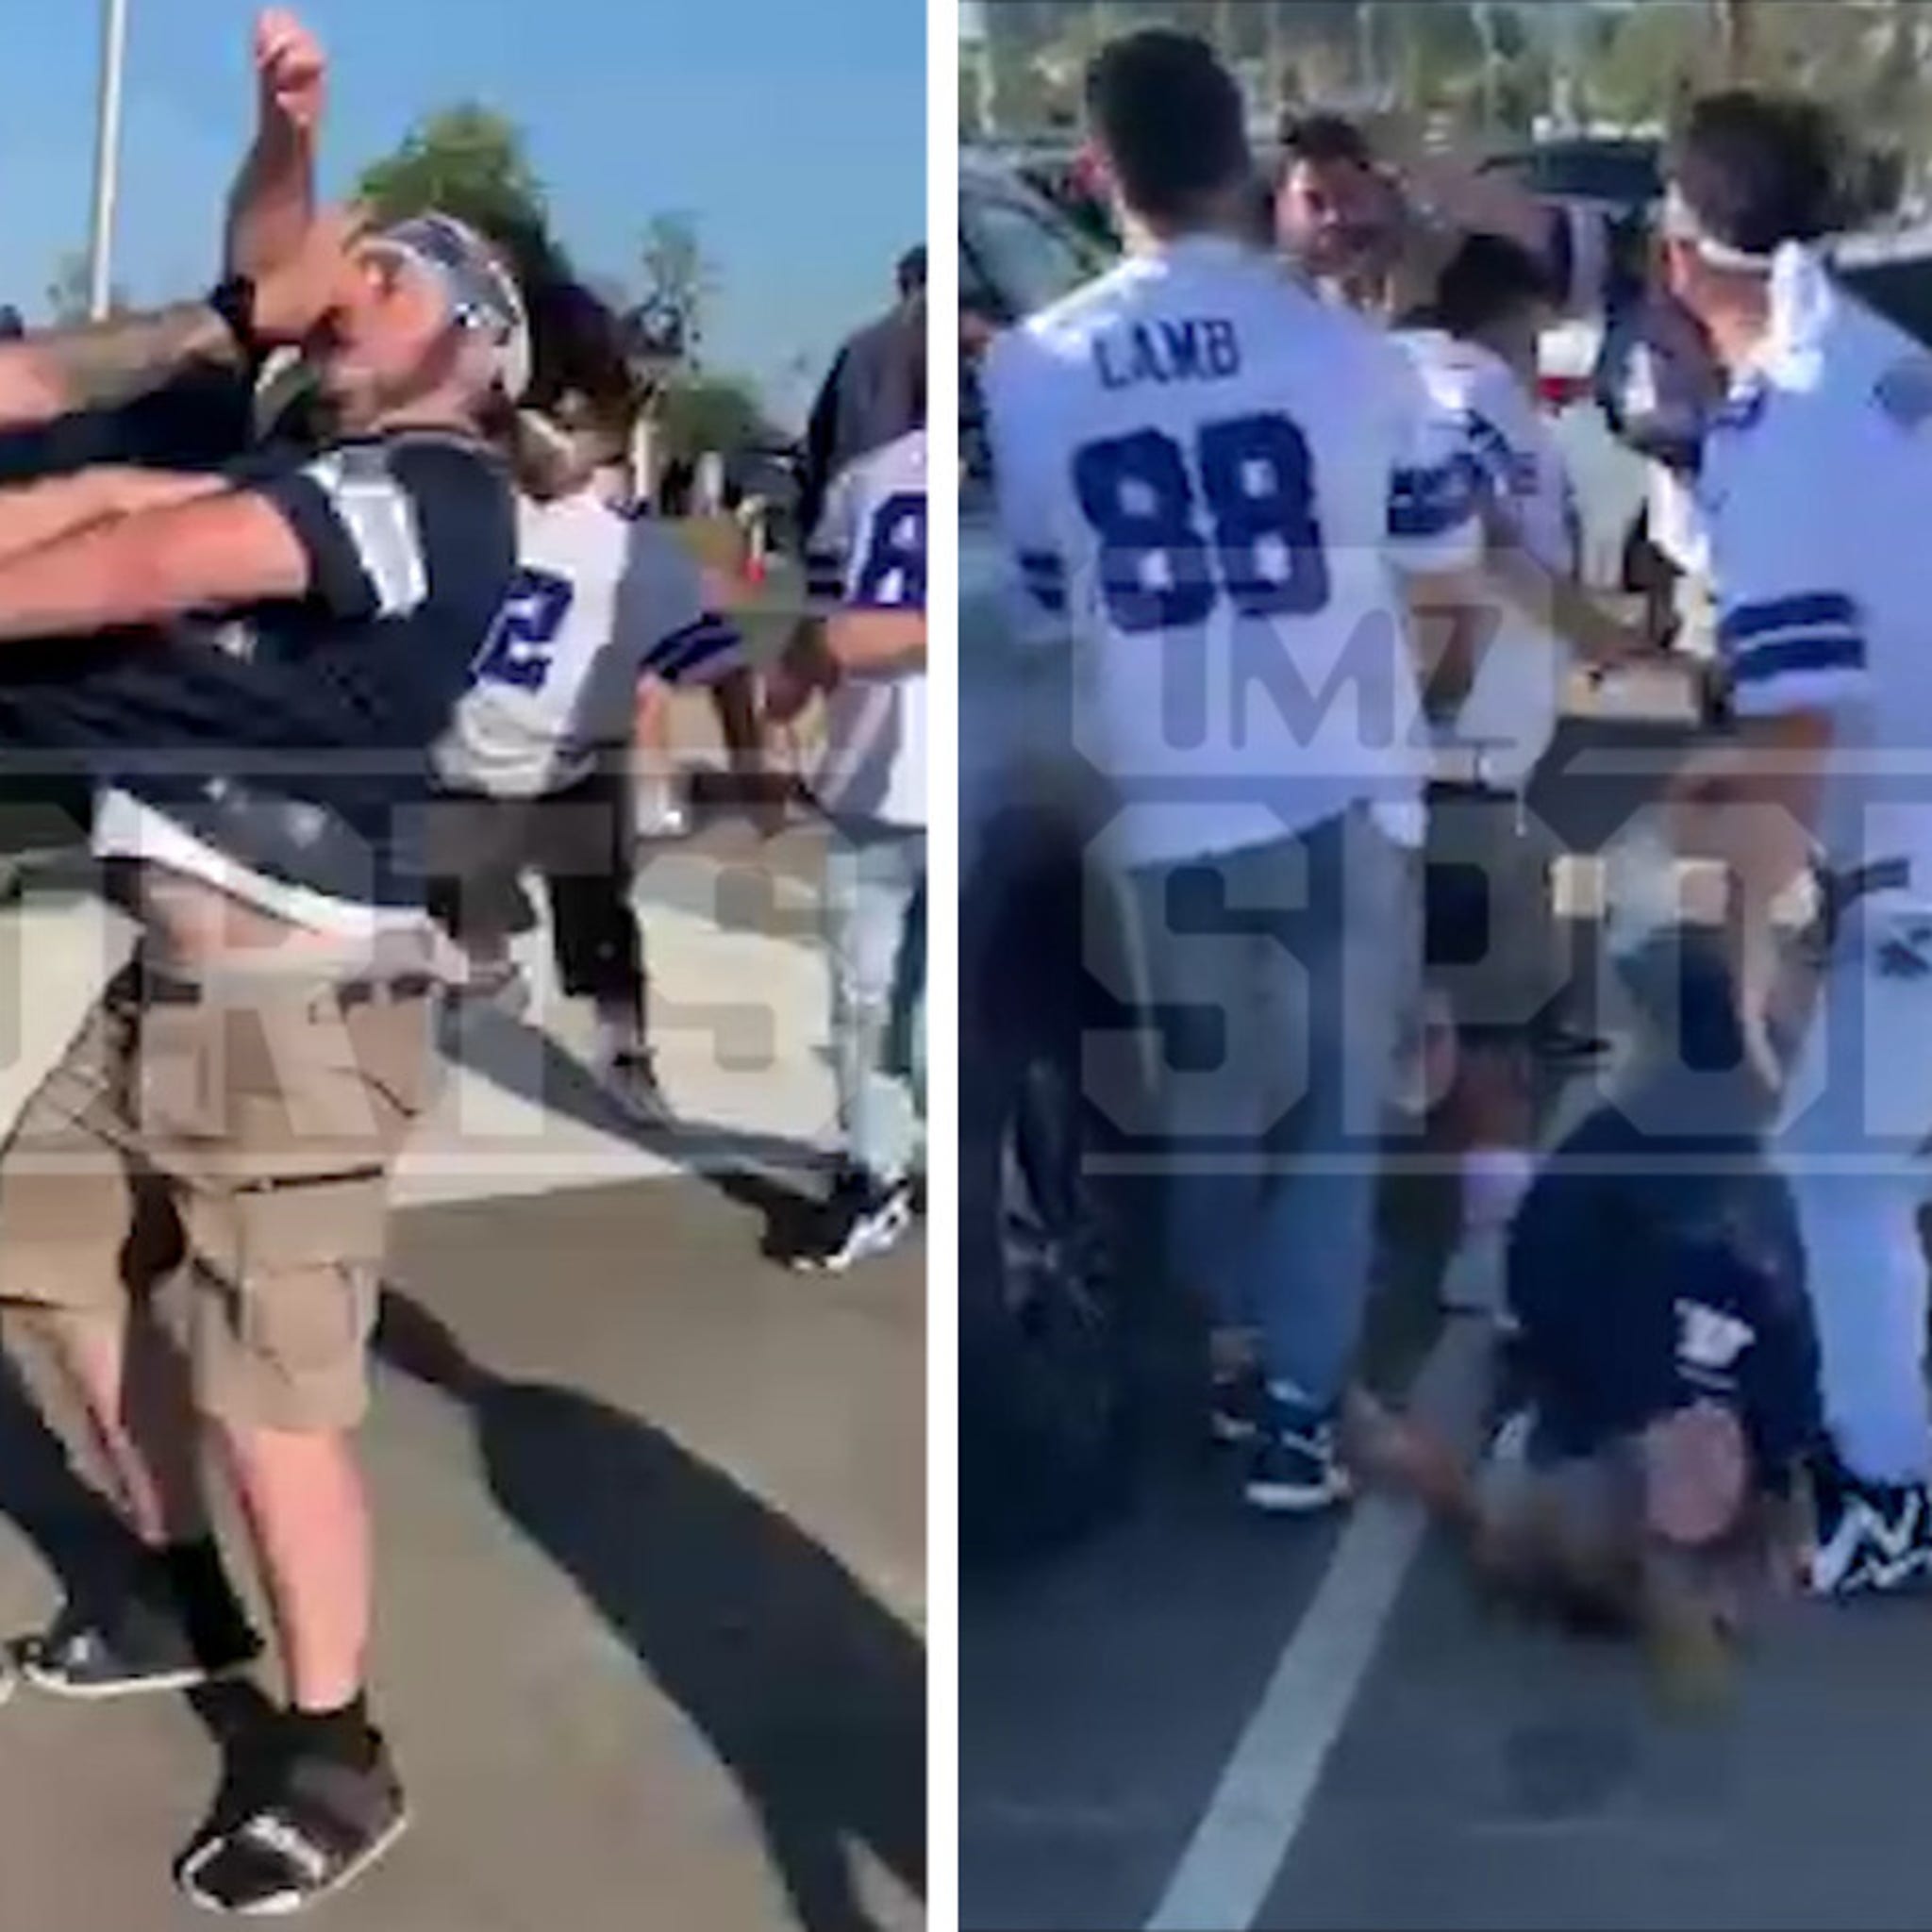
[1245,1408,1356,1515]
[1807,1457,1932,1597]
[20,1588,261,1700]
[790,1169,916,1274]
[176,1736,410,1916]
[1209,1361,1268,1446]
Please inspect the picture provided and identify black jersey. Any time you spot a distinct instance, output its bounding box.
[0,427,519,908]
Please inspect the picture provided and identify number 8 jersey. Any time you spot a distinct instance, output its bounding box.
[805,428,928,828]
[982,235,1482,866]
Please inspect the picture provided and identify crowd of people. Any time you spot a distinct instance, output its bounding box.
[980,25,1932,1689]
[0,6,926,1914]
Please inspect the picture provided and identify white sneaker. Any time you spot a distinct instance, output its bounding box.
[595,1045,672,1125]
[636,784,691,841]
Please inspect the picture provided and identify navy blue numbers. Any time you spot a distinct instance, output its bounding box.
[1073,411,1330,635]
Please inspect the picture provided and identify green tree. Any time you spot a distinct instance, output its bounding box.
[44,251,127,325]
[1583,2,1716,127]
[357,104,549,240]
[656,371,767,462]
[637,212,717,367]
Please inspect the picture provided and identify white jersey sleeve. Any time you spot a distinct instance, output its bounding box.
[1382,341,1484,577]
[616,519,747,688]
[1704,405,1867,720]
[981,325,1071,647]
[805,461,859,613]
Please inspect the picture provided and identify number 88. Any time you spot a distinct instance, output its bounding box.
[1072,410,1331,636]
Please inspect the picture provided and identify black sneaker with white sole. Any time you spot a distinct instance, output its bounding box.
[1807,1457,1932,1598]
[176,1736,410,1916]
[790,1169,916,1274]
[20,1586,261,1700]
[1245,1410,1355,1515]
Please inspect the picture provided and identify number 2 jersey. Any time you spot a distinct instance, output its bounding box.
[982,235,1481,868]
[805,427,928,828]
[435,482,746,800]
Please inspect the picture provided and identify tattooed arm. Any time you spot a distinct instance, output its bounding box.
[0,302,242,432]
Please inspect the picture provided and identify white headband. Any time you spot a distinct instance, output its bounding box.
[1660,184,1776,272]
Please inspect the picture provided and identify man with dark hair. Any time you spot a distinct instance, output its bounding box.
[983,28,1490,1514]
[1275,109,1400,295]
[798,244,929,540]
[1082,27,1251,224]
[1657,89,1932,1598]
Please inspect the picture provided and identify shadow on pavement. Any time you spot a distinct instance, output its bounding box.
[375,1289,925,1932]
[439,1008,827,1256]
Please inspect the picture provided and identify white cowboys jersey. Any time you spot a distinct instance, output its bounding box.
[805,427,927,828]
[1698,270,1932,897]
[982,235,1481,866]
[437,484,744,798]
[1398,326,1580,791]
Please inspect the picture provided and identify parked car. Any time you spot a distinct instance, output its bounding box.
[960,162,1182,1562]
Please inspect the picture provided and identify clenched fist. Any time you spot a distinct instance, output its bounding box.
[255,8,326,142]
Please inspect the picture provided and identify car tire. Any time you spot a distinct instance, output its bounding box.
[959,836,1156,1566]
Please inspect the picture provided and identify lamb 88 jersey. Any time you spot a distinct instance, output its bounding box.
[1398,326,1580,791]
[436,485,744,798]
[1698,278,1932,897]
[982,235,1481,866]
[805,427,927,827]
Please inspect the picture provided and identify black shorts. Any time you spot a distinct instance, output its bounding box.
[425,761,636,946]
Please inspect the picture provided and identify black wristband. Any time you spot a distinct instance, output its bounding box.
[207,275,259,360]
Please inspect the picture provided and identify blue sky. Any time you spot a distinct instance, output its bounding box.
[0,0,925,425]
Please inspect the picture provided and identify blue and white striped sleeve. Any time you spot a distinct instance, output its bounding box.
[644,609,747,687]
[1384,364,1483,575]
[1718,591,1868,717]
[618,524,749,689]
[805,465,857,613]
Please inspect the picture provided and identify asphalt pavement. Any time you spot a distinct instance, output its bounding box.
[0,804,926,1932]
[959,672,1932,1932]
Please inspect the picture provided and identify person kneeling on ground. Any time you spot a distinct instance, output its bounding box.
[0,203,527,1912]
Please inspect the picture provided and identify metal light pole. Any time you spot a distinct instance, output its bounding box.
[1716,0,1756,82]
[86,0,130,321]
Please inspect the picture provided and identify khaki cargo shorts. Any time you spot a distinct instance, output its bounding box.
[0,958,438,1432]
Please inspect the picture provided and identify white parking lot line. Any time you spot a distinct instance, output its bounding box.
[1143,1321,1492,1932]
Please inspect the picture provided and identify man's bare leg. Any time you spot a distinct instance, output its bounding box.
[220,1421,371,1715]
